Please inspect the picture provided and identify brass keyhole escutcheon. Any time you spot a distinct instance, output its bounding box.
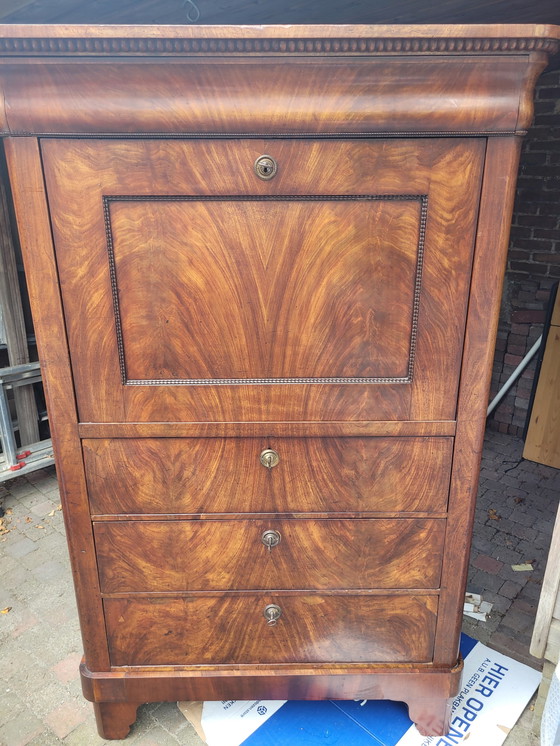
[263,604,282,626]
[261,529,281,551]
[254,155,278,180]
[260,449,279,469]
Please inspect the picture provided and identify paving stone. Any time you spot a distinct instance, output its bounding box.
[5,537,38,559]
[1,641,43,681]
[44,699,89,739]
[8,480,42,500]
[492,530,520,549]
[0,710,43,746]
[25,733,63,746]
[491,546,523,565]
[472,554,504,574]
[501,607,538,635]
[131,724,189,746]
[489,631,540,670]
[471,533,500,554]
[30,560,67,584]
[20,522,58,541]
[29,500,60,518]
[20,551,65,576]
[477,591,513,614]
[469,569,505,594]
[510,508,540,527]
[61,719,110,745]
[150,703,193,736]
[519,579,544,603]
[51,651,83,684]
[499,580,523,598]
[10,609,40,640]
[0,688,27,719]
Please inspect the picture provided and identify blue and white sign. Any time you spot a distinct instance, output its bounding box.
[195,636,541,746]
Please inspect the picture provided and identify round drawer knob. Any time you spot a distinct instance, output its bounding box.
[254,155,278,180]
[261,529,281,551]
[260,448,280,469]
[264,604,282,626]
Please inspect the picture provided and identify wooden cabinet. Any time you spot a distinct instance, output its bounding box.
[1,23,558,740]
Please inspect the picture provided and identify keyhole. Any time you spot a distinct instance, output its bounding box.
[254,155,277,180]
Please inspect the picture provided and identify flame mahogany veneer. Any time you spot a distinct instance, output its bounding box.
[2,23,559,739]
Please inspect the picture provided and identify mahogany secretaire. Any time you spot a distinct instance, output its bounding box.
[1,23,559,739]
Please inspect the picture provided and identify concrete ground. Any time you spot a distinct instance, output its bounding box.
[0,428,559,745]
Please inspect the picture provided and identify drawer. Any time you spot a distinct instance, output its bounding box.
[95,518,445,592]
[104,594,438,666]
[84,436,453,515]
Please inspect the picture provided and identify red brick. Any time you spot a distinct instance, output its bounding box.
[511,323,529,336]
[472,554,504,575]
[538,86,560,100]
[44,700,89,739]
[508,333,529,346]
[500,580,522,599]
[534,252,560,265]
[511,309,546,323]
[51,651,82,684]
[510,261,549,275]
[504,353,523,366]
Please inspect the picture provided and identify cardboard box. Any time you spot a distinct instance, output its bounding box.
[178,634,541,746]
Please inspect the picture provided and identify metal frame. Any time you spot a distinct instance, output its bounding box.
[0,361,53,481]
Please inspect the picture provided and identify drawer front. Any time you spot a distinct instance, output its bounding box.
[105,594,438,665]
[95,518,445,592]
[85,436,453,515]
[43,137,484,423]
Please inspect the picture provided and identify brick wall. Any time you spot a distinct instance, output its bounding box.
[488,67,560,436]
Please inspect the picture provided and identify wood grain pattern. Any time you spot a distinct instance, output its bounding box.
[83,436,453,515]
[531,498,560,658]
[1,23,559,41]
[432,137,523,666]
[42,137,483,423]
[3,24,555,739]
[110,197,420,383]
[93,702,140,741]
[82,661,461,738]
[95,518,445,592]
[0,56,540,135]
[2,137,110,670]
[523,290,560,468]
[78,421,457,438]
[104,594,438,665]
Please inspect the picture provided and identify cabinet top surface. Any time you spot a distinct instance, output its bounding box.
[0,23,558,56]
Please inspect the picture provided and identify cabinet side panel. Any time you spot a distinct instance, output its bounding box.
[433,136,522,666]
[3,137,110,671]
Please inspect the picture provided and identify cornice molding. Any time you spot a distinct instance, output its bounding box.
[0,35,558,57]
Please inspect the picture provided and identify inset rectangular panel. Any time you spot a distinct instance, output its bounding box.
[106,196,423,383]
[41,138,484,422]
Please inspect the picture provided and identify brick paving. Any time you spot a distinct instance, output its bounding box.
[464,430,560,677]
[0,428,558,744]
